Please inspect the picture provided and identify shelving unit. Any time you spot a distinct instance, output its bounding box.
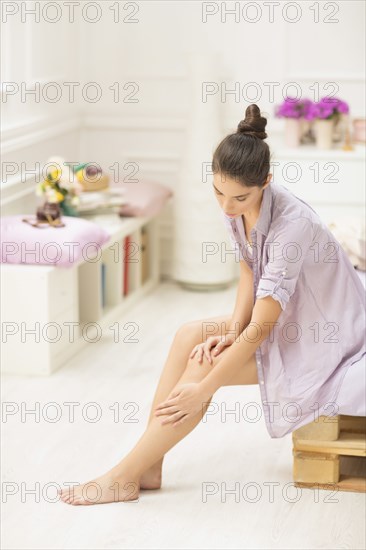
[0,212,161,376]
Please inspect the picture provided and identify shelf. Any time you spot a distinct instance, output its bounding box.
[123,228,142,295]
[101,244,122,308]
[80,213,151,243]
[0,213,162,375]
[78,218,158,325]
[270,142,365,160]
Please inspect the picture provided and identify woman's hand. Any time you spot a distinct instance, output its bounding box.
[189,334,236,365]
[154,383,212,427]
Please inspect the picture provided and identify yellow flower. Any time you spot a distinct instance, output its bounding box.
[76,170,84,182]
[47,168,61,183]
[45,189,58,203]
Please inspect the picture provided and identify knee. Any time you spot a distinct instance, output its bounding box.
[175,320,202,344]
[176,318,224,344]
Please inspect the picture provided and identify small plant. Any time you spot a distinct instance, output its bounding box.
[275,97,313,119]
[36,157,84,215]
[305,96,349,120]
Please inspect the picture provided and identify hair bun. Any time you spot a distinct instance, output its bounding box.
[237,104,268,140]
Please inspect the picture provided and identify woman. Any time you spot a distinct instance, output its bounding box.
[59,104,366,506]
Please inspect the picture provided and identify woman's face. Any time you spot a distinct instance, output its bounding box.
[212,173,271,219]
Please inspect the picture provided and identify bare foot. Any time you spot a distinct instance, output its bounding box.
[139,464,162,490]
[58,468,140,505]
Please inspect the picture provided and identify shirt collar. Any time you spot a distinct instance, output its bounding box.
[223,182,273,237]
[253,182,273,237]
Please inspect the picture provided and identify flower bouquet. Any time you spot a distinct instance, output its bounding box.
[275,96,350,149]
[275,97,313,147]
[306,97,350,148]
[306,96,349,121]
[275,97,313,119]
[35,157,84,220]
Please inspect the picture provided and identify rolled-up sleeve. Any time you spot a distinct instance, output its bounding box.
[256,217,314,311]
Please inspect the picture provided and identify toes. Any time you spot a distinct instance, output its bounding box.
[73,496,93,506]
[59,485,94,505]
[60,489,78,504]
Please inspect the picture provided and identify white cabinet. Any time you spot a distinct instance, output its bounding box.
[1,213,161,376]
[1,265,78,376]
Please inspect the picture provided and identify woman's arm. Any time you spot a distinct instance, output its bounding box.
[226,260,254,339]
[200,295,283,395]
[203,217,315,393]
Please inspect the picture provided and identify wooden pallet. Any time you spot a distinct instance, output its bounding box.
[292,415,366,493]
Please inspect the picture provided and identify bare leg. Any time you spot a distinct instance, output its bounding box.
[59,332,257,506]
[140,315,232,489]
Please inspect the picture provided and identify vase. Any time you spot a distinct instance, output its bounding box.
[173,51,232,290]
[60,199,78,217]
[352,118,366,143]
[299,119,315,144]
[332,113,346,143]
[285,118,301,148]
[36,201,62,222]
[315,119,333,149]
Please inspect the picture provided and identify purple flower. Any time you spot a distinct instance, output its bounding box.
[275,96,349,120]
[306,97,349,120]
[336,100,349,114]
[275,97,313,119]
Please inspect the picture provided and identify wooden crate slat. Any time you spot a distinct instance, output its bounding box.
[294,475,366,493]
[339,415,366,433]
[293,451,339,483]
[292,414,340,441]
[293,431,366,457]
[292,415,366,493]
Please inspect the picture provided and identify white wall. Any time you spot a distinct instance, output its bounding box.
[1,0,82,213]
[1,0,365,277]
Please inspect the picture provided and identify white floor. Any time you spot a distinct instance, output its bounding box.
[1,280,365,550]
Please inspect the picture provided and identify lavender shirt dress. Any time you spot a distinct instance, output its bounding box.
[222,181,366,438]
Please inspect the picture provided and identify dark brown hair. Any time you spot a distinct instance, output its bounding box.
[212,104,271,188]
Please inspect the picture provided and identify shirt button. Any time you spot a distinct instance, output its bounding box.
[260,380,264,385]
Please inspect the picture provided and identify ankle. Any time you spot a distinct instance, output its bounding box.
[109,462,141,481]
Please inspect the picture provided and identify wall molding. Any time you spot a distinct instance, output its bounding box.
[1,181,37,206]
[283,20,365,84]
[284,73,365,83]
[82,114,186,131]
[1,114,185,200]
[1,115,80,156]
